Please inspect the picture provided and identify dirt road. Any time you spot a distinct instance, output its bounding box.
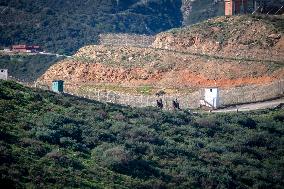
[213,98,284,113]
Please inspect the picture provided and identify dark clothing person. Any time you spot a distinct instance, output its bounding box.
[157,98,163,109]
[173,99,180,110]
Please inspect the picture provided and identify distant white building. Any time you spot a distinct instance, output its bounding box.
[3,48,11,52]
[200,87,220,109]
[0,69,8,80]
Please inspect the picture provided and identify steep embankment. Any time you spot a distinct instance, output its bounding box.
[38,15,284,94]
[39,45,282,89]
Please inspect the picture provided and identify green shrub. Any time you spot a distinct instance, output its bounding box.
[0,80,283,188]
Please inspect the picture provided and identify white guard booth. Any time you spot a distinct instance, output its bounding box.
[0,69,8,80]
[200,87,220,109]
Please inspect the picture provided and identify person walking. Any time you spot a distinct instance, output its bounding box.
[157,98,163,109]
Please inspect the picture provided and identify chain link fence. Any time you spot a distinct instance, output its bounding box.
[219,79,284,106]
[7,77,284,110]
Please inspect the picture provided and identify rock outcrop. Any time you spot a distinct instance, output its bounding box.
[152,15,284,61]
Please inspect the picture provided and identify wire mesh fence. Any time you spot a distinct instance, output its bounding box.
[7,77,284,110]
[219,79,284,106]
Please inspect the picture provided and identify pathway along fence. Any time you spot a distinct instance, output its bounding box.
[62,79,284,110]
[219,79,284,106]
[63,87,202,110]
[9,77,284,110]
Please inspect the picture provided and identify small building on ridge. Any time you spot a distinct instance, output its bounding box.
[52,80,64,93]
[0,69,8,80]
[11,45,42,53]
[200,87,220,109]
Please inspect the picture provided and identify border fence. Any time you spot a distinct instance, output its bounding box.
[62,79,284,110]
[63,87,202,110]
[7,77,284,110]
[219,79,284,106]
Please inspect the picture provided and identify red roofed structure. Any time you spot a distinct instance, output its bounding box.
[11,45,41,53]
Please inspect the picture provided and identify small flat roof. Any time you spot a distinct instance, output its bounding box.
[204,86,219,89]
[52,80,64,82]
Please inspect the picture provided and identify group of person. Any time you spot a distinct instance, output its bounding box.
[156,98,180,110]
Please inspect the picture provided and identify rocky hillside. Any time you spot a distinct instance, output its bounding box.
[39,45,282,90]
[153,15,284,61]
[38,15,284,95]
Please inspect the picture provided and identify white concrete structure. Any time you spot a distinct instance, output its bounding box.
[0,69,8,80]
[3,48,11,52]
[200,87,219,109]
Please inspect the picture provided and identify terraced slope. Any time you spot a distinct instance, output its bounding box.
[38,15,284,95]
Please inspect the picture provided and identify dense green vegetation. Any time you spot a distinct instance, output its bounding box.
[0,0,182,54]
[1,0,283,55]
[0,55,64,82]
[0,80,283,188]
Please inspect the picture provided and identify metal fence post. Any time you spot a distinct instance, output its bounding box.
[106,91,109,102]
[140,95,143,107]
[146,96,149,107]
[97,89,100,101]
[128,95,130,105]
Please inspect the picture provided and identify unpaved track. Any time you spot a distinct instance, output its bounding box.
[213,98,284,113]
